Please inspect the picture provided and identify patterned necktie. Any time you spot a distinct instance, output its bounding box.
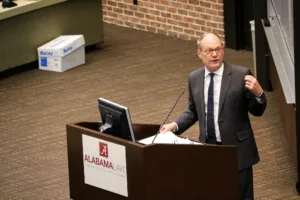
[207,73,216,144]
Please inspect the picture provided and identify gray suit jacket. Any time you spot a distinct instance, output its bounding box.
[175,63,267,171]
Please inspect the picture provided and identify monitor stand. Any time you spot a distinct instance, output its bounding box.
[99,114,114,134]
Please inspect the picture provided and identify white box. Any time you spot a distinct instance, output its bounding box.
[37,35,85,72]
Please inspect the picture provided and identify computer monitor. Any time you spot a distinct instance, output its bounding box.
[98,98,135,142]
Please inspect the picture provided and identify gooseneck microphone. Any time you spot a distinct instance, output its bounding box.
[151,89,185,144]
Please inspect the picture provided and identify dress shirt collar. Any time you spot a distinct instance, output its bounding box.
[204,63,224,78]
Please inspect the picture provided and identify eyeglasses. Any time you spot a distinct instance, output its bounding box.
[202,47,224,55]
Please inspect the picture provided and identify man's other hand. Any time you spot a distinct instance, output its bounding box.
[245,75,263,96]
[160,122,177,134]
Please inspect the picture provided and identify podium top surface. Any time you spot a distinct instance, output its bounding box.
[67,121,237,149]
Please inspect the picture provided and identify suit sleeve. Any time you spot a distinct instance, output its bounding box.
[174,77,198,134]
[245,70,267,116]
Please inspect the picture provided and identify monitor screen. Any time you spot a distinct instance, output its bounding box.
[98,98,135,142]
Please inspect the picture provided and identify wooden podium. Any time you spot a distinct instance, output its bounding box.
[66,122,238,200]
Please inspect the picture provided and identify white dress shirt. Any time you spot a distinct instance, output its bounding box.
[204,64,224,142]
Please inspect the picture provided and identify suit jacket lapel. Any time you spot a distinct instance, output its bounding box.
[198,68,205,115]
[219,63,232,116]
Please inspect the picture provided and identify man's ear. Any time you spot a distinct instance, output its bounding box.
[197,49,202,59]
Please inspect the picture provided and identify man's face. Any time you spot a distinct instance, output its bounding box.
[197,34,224,72]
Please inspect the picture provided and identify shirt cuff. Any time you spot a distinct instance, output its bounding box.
[255,91,264,104]
[255,97,263,104]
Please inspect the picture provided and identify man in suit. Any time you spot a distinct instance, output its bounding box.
[160,32,267,200]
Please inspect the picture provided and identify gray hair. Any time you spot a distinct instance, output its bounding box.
[197,32,225,50]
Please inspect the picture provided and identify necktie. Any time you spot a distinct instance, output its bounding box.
[207,73,216,144]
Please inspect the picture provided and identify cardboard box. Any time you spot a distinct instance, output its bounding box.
[38,35,85,72]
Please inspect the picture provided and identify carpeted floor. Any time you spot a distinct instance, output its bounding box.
[0,23,299,199]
